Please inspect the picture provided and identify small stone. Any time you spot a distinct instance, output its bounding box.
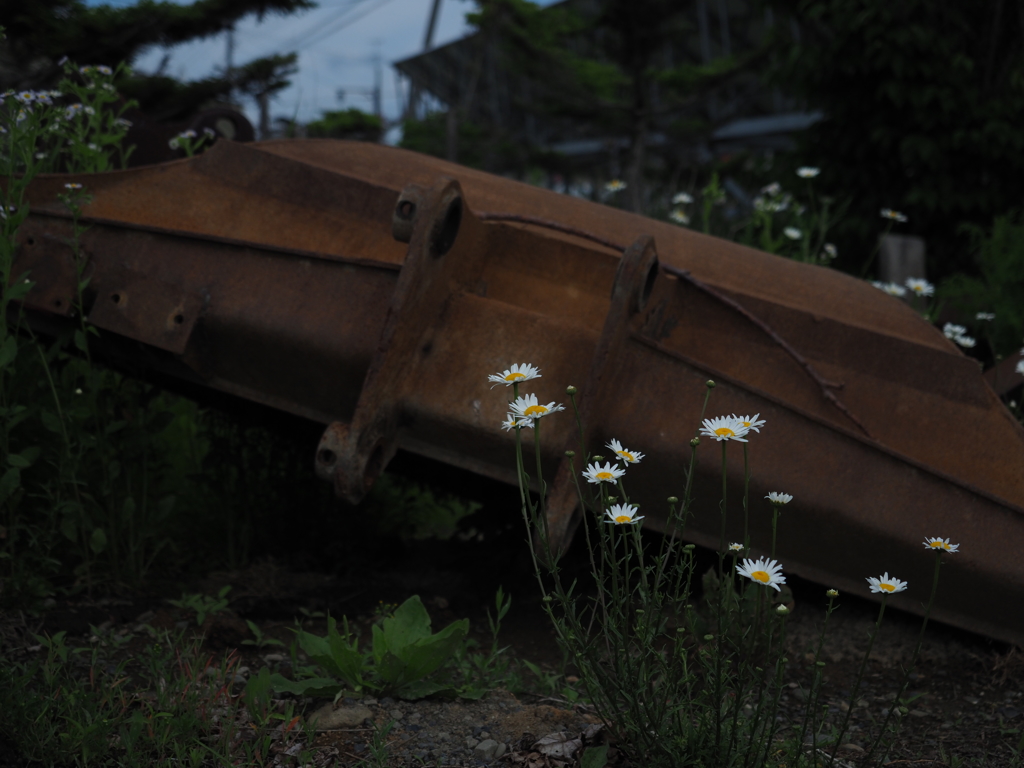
[495,742,507,758]
[390,709,404,720]
[839,743,864,753]
[465,737,479,749]
[263,653,284,663]
[474,739,500,760]
[308,702,373,731]
[909,709,929,718]
[362,697,378,706]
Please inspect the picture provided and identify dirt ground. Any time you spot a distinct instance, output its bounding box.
[4,543,1022,768]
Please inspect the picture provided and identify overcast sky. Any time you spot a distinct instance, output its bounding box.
[84,0,555,143]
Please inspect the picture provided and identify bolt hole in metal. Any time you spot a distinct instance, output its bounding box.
[317,448,336,467]
[432,197,462,257]
[111,292,124,306]
[173,313,185,325]
[397,200,416,220]
[26,236,35,246]
[640,257,659,311]
[53,299,62,308]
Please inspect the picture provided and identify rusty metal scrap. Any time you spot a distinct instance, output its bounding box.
[14,139,1024,645]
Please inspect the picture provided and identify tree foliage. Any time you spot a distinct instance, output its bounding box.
[0,0,312,89]
[769,0,1024,279]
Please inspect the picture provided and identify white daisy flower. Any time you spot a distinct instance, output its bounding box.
[796,166,820,178]
[880,208,909,223]
[605,179,627,193]
[700,415,750,442]
[1016,360,1024,376]
[760,182,782,197]
[827,589,839,598]
[179,129,197,139]
[765,492,793,505]
[976,312,995,321]
[604,503,643,525]
[784,227,803,240]
[672,192,694,205]
[879,282,907,297]
[823,243,838,259]
[488,363,541,387]
[923,537,959,553]
[728,542,744,552]
[510,393,564,421]
[669,209,690,225]
[97,65,113,76]
[65,103,84,118]
[904,278,934,297]
[733,413,765,433]
[64,183,82,190]
[954,335,976,348]
[606,438,644,464]
[582,462,625,484]
[866,572,908,594]
[15,90,35,103]
[943,323,968,339]
[501,413,533,432]
[736,557,787,592]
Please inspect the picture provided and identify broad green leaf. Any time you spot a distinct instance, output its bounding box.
[6,453,32,468]
[0,467,21,507]
[89,527,107,554]
[41,410,64,433]
[580,745,609,768]
[394,680,454,701]
[267,673,342,698]
[373,595,432,665]
[73,330,88,353]
[0,335,17,370]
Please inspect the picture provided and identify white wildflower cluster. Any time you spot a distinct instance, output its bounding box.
[942,323,976,349]
[822,243,838,260]
[796,166,820,178]
[605,179,627,193]
[487,363,562,432]
[753,182,792,214]
[872,281,906,297]
[669,191,693,226]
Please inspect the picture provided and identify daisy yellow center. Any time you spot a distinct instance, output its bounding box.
[596,472,614,480]
[614,515,631,523]
[617,451,634,461]
[715,427,736,437]
[505,372,526,381]
[523,405,547,416]
[751,571,770,584]
[879,583,895,592]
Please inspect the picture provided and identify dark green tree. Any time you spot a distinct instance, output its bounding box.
[768,0,1024,280]
[451,0,763,211]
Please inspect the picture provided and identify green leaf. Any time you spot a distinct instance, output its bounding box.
[0,467,21,507]
[41,410,64,433]
[0,335,17,370]
[6,453,33,468]
[394,680,454,701]
[89,527,107,554]
[73,330,88,353]
[580,745,609,768]
[61,515,78,542]
[267,673,342,698]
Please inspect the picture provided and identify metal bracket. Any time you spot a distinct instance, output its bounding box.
[543,234,662,551]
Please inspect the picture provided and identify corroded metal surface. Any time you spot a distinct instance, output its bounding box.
[14,139,1024,645]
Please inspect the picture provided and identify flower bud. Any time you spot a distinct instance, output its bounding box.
[683,544,695,551]
[667,496,679,504]
[591,455,604,462]
[606,496,617,504]
[566,385,578,395]
[827,589,839,598]
[542,595,553,603]
[565,450,575,458]
[703,634,714,641]
[815,661,826,667]
[706,380,716,388]
[776,604,790,615]
[690,437,700,447]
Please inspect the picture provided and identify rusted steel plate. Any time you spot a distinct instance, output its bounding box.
[14,139,1024,645]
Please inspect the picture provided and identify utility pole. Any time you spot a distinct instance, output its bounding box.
[404,0,444,120]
